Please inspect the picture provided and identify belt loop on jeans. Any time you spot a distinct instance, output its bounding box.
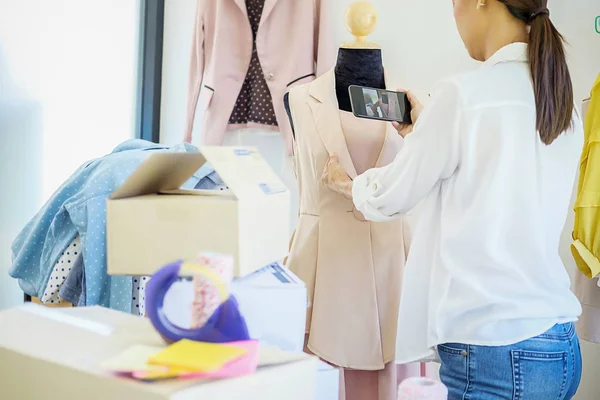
[564,322,575,338]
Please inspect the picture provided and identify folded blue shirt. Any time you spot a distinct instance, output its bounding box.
[10,139,223,312]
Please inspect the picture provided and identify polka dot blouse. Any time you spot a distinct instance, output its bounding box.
[41,236,81,304]
[228,0,278,127]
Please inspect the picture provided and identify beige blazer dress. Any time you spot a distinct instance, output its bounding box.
[285,69,411,370]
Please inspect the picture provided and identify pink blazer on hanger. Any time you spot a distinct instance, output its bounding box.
[184,0,335,154]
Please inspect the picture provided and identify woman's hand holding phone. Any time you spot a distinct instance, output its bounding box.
[392,90,423,138]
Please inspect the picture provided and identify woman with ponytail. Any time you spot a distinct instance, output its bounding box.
[322,0,583,398]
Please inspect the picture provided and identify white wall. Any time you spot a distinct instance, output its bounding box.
[161,0,197,146]
[160,0,600,397]
[0,0,140,309]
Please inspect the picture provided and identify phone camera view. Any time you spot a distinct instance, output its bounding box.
[362,88,404,120]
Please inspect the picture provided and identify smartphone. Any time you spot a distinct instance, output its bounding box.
[348,85,412,124]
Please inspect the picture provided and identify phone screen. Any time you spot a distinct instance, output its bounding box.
[349,85,412,124]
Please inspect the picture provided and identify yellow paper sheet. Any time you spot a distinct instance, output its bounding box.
[101,345,167,373]
[148,339,248,372]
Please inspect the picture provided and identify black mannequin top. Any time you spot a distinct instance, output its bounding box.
[283,48,385,138]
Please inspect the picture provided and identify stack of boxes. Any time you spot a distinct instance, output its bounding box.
[105,147,339,399]
[1,147,339,399]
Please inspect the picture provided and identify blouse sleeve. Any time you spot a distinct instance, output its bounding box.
[352,78,463,221]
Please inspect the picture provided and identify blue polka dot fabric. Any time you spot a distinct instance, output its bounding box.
[9,139,224,313]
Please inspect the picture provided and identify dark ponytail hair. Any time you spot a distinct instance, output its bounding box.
[498,0,574,145]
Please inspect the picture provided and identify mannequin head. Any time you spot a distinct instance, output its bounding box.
[342,1,380,49]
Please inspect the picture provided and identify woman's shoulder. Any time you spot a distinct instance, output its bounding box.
[437,63,534,111]
[425,75,468,113]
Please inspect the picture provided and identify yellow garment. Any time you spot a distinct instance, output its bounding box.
[572,74,600,278]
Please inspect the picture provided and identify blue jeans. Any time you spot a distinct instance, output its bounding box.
[438,323,582,400]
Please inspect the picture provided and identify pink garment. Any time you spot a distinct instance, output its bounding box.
[339,111,386,175]
[288,70,410,369]
[291,73,416,400]
[184,0,335,154]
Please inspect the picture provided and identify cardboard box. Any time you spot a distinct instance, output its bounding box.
[107,147,290,278]
[0,304,317,400]
[317,361,340,400]
[161,263,307,353]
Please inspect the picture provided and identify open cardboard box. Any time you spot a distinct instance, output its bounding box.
[106,147,290,278]
[0,304,317,400]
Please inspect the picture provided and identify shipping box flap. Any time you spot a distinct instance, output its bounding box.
[110,152,207,200]
[106,146,290,278]
[200,146,288,199]
[109,147,288,201]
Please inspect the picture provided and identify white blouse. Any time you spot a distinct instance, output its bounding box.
[352,43,583,363]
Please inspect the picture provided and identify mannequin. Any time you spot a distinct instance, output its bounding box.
[283,3,420,400]
[283,2,384,135]
[284,48,384,136]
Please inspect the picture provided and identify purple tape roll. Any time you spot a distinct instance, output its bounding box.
[145,260,251,344]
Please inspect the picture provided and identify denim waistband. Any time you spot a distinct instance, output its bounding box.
[536,322,575,341]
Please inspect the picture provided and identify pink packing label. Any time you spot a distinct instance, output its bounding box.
[190,253,234,329]
[196,252,234,286]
